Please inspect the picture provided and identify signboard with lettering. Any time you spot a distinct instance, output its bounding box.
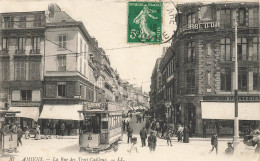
[83,102,107,111]
[180,21,220,33]
[203,96,260,102]
[11,102,41,107]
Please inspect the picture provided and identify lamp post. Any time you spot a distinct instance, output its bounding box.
[233,18,240,149]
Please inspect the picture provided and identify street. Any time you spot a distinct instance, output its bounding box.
[1,113,259,161]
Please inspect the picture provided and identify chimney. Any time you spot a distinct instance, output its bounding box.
[48,3,61,18]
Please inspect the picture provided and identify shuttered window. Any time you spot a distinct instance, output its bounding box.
[15,60,26,80]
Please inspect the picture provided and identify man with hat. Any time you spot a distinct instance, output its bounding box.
[139,127,147,147]
[148,131,157,152]
[209,133,218,154]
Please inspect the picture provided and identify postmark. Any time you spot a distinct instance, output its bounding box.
[128,1,163,43]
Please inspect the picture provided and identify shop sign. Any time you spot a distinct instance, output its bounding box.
[180,21,220,32]
[83,102,107,110]
[11,102,40,107]
[203,96,260,102]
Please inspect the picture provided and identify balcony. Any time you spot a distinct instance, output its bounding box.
[0,50,9,55]
[30,49,41,55]
[249,18,260,27]
[15,49,25,55]
[1,20,44,29]
[180,87,196,95]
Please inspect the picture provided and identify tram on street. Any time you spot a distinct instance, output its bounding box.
[0,109,20,154]
[78,102,123,153]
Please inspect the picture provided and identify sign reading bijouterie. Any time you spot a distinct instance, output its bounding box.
[180,21,220,32]
[203,96,260,102]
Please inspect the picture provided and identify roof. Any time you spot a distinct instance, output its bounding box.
[48,11,75,23]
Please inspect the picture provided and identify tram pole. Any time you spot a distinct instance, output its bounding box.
[233,18,240,149]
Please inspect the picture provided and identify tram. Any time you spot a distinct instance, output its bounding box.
[78,102,123,153]
[0,109,20,154]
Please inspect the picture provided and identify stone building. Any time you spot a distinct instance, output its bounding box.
[172,2,260,136]
[0,10,46,128]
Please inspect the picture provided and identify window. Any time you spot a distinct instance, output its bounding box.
[21,90,32,101]
[221,68,231,91]
[32,37,40,53]
[57,55,66,71]
[237,38,247,61]
[220,38,231,61]
[0,61,9,81]
[187,13,195,26]
[80,38,82,54]
[253,67,260,90]
[201,6,212,21]
[2,38,8,51]
[84,43,87,59]
[29,61,40,80]
[15,60,26,80]
[34,15,42,27]
[58,84,66,97]
[252,8,259,27]
[58,35,66,49]
[19,16,26,28]
[187,69,195,94]
[238,8,246,26]
[18,37,26,51]
[253,37,260,60]
[220,9,231,28]
[238,67,247,91]
[3,16,13,28]
[187,42,195,63]
[80,58,82,73]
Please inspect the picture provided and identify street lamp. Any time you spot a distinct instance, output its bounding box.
[233,18,239,149]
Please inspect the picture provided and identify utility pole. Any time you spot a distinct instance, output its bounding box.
[233,18,240,149]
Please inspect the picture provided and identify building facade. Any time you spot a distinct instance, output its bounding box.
[173,2,260,136]
[0,11,46,128]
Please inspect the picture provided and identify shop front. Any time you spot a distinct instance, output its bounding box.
[39,104,84,136]
[201,98,260,136]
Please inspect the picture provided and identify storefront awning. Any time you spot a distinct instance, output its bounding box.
[201,102,260,120]
[9,107,39,121]
[39,105,83,120]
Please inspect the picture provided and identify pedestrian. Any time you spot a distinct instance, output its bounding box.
[127,126,133,144]
[60,122,65,138]
[165,129,172,146]
[183,125,189,143]
[127,137,138,153]
[225,142,234,155]
[130,113,132,119]
[17,125,23,146]
[35,125,41,140]
[203,121,207,138]
[139,127,147,147]
[209,133,218,154]
[55,122,60,139]
[126,121,129,131]
[177,124,183,142]
[161,123,167,138]
[188,121,192,138]
[155,122,160,137]
[122,120,126,131]
[148,131,157,152]
[145,121,150,133]
[25,126,30,139]
[143,112,145,121]
[45,122,51,139]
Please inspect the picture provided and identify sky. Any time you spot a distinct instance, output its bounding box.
[0,0,252,92]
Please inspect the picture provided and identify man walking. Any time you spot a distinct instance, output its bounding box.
[17,125,23,146]
[148,131,157,152]
[127,126,133,144]
[122,120,126,131]
[126,121,129,132]
[209,133,218,154]
[139,127,147,147]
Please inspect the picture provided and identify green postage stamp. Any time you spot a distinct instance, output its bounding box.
[128,2,162,43]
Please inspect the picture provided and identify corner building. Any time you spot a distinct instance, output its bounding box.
[173,2,260,136]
